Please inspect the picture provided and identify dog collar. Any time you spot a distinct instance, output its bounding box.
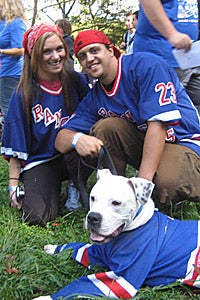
[133,205,144,220]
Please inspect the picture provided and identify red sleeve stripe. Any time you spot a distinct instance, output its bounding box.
[183,223,200,288]
[183,246,200,287]
[88,271,137,298]
[76,244,91,267]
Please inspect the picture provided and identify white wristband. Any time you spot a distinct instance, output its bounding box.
[72,132,84,149]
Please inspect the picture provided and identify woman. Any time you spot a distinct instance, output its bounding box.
[1,23,90,226]
[0,0,27,121]
[55,19,74,71]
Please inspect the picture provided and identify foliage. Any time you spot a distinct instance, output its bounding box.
[25,0,139,47]
[71,0,127,45]
[0,155,200,299]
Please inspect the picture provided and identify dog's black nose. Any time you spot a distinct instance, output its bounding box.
[87,212,102,225]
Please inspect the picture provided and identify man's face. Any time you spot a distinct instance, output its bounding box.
[132,14,138,29]
[77,43,116,84]
[125,15,134,30]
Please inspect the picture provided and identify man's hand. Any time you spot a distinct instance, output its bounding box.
[169,31,193,51]
[75,135,103,157]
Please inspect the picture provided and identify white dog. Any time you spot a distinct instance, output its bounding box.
[33,169,200,300]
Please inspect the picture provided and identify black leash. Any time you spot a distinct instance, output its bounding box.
[78,145,117,209]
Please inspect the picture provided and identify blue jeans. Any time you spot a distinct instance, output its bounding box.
[175,67,200,114]
[0,76,20,120]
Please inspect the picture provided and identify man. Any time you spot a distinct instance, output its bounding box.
[120,11,138,54]
[55,29,200,207]
[134,0,200,113]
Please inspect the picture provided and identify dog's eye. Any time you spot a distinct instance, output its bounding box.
[112,200,121,206]
[90,196,95,202]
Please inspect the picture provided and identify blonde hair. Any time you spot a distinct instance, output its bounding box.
[2,0,27,25]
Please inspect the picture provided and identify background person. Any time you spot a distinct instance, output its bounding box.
[0,0,27,122]
[133,0,200,114]
[1,24,90,226]
[120,11,139,54]
[55,19,74,71]
[0,2,5,31]
[55,18,83,208]
[0,2,5,138]
[55,29,200,209]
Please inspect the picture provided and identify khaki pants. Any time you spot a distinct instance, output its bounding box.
[90,118,200,205]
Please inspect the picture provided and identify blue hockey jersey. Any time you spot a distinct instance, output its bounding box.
[1,72,89,170]
[64,53,200,156]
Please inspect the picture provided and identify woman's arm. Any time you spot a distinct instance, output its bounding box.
[9,157,22,209]
[0,48,24,56]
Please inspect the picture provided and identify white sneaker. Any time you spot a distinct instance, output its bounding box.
[65,181,82,211]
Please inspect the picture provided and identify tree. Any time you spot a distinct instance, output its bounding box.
[70,0,130,46]
[26,0,139,47]
[32,0,39,25]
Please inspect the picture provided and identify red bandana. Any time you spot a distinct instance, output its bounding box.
[74,29,121,58]
[23,23,62,56]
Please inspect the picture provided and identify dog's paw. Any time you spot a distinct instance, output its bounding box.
[32,296,52,300]
[44,244,57,255]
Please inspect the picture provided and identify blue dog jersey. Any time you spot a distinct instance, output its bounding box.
[50,211,200,299]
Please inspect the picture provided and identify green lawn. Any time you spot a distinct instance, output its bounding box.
[0,155,200,299]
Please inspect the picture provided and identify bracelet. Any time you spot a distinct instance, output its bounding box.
[9,177,19,181]
[72,132,84,149]
[0,49,3,54]
[8,186,18,192]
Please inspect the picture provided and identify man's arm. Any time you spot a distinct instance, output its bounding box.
[140,0,192,51]
[138,121,167,181]
[55,128,103,157]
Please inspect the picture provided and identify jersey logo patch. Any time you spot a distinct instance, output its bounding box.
[32,104,69,128]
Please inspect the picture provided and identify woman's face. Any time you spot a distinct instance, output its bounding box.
[37,34,66,81]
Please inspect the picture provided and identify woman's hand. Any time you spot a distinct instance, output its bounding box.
[9,186,22,209]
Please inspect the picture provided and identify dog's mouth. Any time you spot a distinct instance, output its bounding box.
[89,224,125,243]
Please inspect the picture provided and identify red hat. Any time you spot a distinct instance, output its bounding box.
[74,29,121,58]
[23,23,62,56]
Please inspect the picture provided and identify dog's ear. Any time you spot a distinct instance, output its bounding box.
[96,169,112,181]
[128,177,155,204]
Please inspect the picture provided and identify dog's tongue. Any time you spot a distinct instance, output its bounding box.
[90,231,106,242]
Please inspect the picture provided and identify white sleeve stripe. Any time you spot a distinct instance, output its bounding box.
[148,110,181,122]
[88,273,118,298]
[1,147,28,160]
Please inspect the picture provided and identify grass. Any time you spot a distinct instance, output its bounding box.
[0,155,200,299]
